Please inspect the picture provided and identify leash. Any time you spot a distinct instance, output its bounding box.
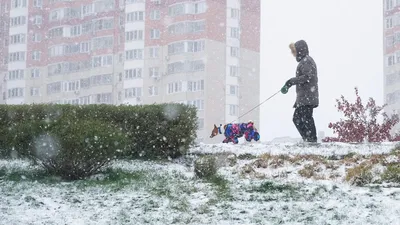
[230,89,281,124]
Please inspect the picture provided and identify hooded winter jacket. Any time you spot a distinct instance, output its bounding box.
[287,40,319,108]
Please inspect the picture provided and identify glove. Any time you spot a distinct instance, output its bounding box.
[281,79,293,94]
[281,85,289,94]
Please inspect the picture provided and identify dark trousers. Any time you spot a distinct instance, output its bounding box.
[293,106,317,142]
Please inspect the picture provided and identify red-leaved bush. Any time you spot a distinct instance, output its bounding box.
[322,87,400,143]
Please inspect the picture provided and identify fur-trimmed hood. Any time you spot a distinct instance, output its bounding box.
[294,40,309,62]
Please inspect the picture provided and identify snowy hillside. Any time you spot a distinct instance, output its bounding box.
[1,142,400,225]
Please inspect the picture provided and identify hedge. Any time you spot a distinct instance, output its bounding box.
[0,103,198,160]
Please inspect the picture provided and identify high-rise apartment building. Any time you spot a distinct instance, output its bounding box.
[0,0,260,143]
[384,0,400,119]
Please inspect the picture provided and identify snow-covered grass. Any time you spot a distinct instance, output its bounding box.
[1,142,400,224]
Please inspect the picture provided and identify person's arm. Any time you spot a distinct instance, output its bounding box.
[286,61,313,87]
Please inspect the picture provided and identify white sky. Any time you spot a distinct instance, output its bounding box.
[259,0,384,141]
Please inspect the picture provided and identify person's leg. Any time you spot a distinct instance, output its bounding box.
[293,106,307,141]
[303,106,317,142]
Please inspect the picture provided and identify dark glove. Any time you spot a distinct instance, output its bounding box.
[281,79,293,94]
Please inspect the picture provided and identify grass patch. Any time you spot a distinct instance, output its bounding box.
[381,164,400,183]
[253,181,295,193]
[345,162,373,186]
[237,153,257,160]
[77,168,146,190]
[204,175,232,200]
[0,166,61,183]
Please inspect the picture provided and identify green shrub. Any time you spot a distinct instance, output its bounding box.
[7,119,128,180]
[0,103,198,160]
[194,155,217,178]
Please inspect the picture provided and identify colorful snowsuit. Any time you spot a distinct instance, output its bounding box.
[222,123,260,144]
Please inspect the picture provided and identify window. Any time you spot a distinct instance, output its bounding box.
[82,21,93,34]
[192,1,206,14]
[30,87,40,96]
[63,80,80,92]
[8,70,24,80]
[31,68,40,78]
[150,10,160,20]
[149,67,159,77]
[197,118,204,129]
[168,40,205,55]
[92,55,113,67]
[169,3,185,16]
[126,30,143,41]
[65,8,81,19]
[169,2,206,16]
[126,11,144,22]
[49,45,64,57]
[64,43,80,55]
[167,81,182,94]
[126,0,144,3]
[82,4,93,16]
[188,99,204,110]
[387,17,394,29]
[125,68,142,79]
[80,42,91,53]
[8,88,24,98]
[150,29,160,39]
[93,18,114,31]
[187,80,204,92]
[167,60,205,74]
[79,96,91,105]
[47,82,62,94]
[49,9,62,21]
[92,36,113,50]
[229,85,239,95]
[168,20,205,34]
[95,93,112,104]
[387,36,395,48]
[70,25,81,36]
[148,86,158,96]
[386,0,394,11]
[33,0,42,7]
[10,34,25,44]
[230,27,239,38]
[125,49,143,60]
[32,15,42,25]
[48,27,64,38]
[11,0,26,8]
[230,46,239,57]
[230,65,239,76]
[8,52,25,62]
[229,105,239,116]
[168,42,185,55]
[188,40,205,52]
[10,16,26,27]
[32,51,41,60]
[149,47,159,58]
[32,33,41,42]
[387,54,395,66]
[124,88,142,98]
[94,0,114,13]
[231,8,239,18]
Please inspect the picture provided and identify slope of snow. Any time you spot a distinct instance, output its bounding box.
[0,142,399,225]
[189,141,399,156]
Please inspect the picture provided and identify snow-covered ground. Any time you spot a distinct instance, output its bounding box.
[1,142,400,225]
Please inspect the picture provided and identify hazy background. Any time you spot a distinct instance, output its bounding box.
[259,0,384,141]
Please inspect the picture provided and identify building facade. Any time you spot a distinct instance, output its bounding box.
[0,0,260,144]
[384,0,400,123]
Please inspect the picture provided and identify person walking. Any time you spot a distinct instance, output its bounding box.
[281,40,319,143]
